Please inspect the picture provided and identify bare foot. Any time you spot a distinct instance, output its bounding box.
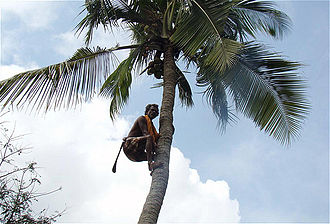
[148,161,153,171]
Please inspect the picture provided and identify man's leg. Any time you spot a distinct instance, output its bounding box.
[123,136,148,162]
[145,136,162,172]
[123,135,162,173]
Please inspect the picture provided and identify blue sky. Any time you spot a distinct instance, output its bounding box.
[0,0,328,223]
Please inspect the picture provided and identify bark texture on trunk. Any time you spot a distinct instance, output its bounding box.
[138,45,176,223]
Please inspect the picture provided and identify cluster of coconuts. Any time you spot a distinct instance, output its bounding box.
[147,57,164,79]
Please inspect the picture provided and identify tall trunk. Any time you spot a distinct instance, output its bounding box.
[138,45,176,223]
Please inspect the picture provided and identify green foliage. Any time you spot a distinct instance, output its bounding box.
[233,0,292,40]
[197,42,309,144]
[171,0,235,56]
[198,78,235,132]
[176,68,194,107]
[0,117,63,223]
[0,47,117,112]
[76,0,120,45]
[100,53,133,119]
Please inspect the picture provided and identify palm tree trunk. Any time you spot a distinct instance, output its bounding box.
[138,45,176,223]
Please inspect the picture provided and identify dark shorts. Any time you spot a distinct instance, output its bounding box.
[122,136,148,162]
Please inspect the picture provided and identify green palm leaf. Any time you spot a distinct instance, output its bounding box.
[199,42,309,144]
[202,38,242,72]
[76,0,148,45]
[197,64,235,131]
[99,46,143,119]
[176,68,194,107]
[171,0,243,72]
[0,47,119,112]
[76,0,119,45]
[171,0,236,56]
[233,0,292,39]
[203,81,235,132]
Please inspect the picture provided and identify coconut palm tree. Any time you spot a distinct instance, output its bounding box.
[0,0,309,222]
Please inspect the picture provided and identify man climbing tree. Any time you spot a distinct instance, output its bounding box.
[113,104,162,174]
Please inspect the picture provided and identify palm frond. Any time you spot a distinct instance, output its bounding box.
[176,68,193,107]
[161,0,175,38]
[217,42,309,144]
[171,0,235,56]
[201,38,242,72]
[100,59,132,120]
[76,0,147,45]
[0,46,128,112]
[76,0,119,45]
[129,23,148,44]
[205,82,234,132]
[150,82,163,89]
[99,46,143,120]
[197,67,235,131]
[171,0,243,71]
[233,0,292,39]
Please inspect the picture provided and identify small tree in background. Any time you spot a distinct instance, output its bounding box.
[0,114,63,224]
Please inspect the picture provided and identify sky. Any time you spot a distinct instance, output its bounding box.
[0,0,328,223]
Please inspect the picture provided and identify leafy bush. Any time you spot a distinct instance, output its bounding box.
[0,115,63,224]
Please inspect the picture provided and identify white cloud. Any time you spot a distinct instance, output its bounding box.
[0,64,38,80]
[54,31,85,59]
[161,148,240,223]
[0,1,61,66]
[5,97,240,223]
[0,1,58,29]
